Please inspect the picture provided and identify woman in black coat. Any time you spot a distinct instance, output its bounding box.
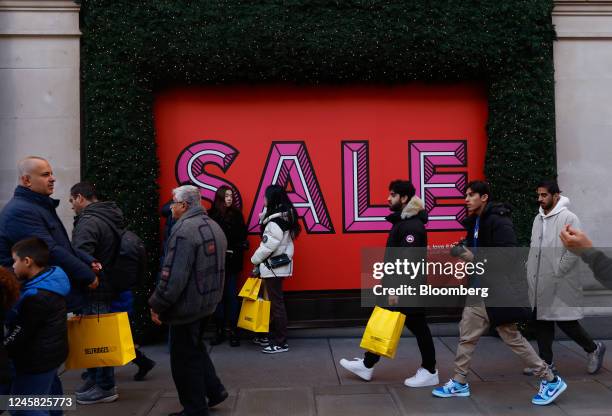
[208,186,248,346]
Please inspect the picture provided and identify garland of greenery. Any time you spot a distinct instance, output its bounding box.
[80,0,556,337]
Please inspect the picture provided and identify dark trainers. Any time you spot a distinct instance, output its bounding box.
[253,337,269,346]
[134,356,156,381]
[262,344,289,354]
[76,385,119,404]
[208,388,229,407]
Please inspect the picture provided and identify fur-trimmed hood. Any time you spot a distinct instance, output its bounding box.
[386,196,428,225]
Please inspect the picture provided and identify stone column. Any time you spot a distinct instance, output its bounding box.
[0,0,81,231]
[554,0,612,315]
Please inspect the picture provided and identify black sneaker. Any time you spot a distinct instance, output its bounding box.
[208,388,229,407]
[262,344,289,354]
[134,356,156,381]
[229,333,241,347]
[253,337,269,346]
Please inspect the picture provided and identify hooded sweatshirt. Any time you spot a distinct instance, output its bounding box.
[4,266,70,373]
[73,201,126,301]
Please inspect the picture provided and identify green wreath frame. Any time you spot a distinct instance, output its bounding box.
[80,1,556,321]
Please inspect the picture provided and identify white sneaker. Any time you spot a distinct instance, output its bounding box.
[339,358,373,381]
[404,367,439,387]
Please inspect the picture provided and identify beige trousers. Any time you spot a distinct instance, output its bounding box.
[453,304,554,384]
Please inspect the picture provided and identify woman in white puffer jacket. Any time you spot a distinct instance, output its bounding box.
[251,185,300,353]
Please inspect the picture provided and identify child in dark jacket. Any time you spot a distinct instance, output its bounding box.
[4,237,70,414]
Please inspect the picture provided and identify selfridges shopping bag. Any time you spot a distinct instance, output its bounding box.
[359,306,406,359]
[237,298,270,333]
[238,277,262,301]
[65,312,136,369]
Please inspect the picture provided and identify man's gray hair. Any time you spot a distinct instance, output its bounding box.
[17,156,48,177]
[172,185,201,208]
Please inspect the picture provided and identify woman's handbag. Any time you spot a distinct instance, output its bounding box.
[265,253,291,269]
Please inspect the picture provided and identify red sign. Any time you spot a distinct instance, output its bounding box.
[155,84,488,291]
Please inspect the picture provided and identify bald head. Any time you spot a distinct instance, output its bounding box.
[18,157,55,196]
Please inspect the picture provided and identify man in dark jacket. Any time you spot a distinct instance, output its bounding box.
[560,225,612,290]
[69,182,124,404]
[70,182,156,393]
[433,181,567,406]
[339,180,438,387]
[5,237,70,405]
[149,185,228,416]
[0,157,98,311]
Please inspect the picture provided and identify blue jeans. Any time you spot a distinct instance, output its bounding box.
[10,367,63,416]
[83,302,115,390]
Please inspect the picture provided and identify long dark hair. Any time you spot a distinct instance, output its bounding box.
[0,267,20,311]
[261,184,301,239]
[210,186,239,219]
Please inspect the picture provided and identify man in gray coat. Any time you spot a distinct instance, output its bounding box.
[149,185,228,416]
[525,180,605,375]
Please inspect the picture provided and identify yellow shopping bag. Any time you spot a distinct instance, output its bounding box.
[237,298,270,333]
[238,277,262,300]
[65,312,136,369]
[359,306,406,359]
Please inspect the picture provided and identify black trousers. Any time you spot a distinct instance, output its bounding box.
[263,277,288,345]
[169,317,225,416]
[364,310,436,373]
[536,319,597,365]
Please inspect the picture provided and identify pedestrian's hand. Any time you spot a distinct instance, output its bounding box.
[388,295,399,306]
[150,309,162,325]
[560,224,592,254]
[91,261,103,273]
[88,275,99,289]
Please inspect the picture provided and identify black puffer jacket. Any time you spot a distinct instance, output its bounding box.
[73,201,125,302]
[4,267,69,374]
[381,196,428,311]
[209,207,247,274]
[462,202,530,326]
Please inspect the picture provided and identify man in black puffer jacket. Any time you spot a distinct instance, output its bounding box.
[4,237,70,402]
[432,181,567,406]
[339,180,439,388]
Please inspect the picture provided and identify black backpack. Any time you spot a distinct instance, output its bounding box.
[87,213,147,292]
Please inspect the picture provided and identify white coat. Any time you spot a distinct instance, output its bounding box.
[251,212,294,278]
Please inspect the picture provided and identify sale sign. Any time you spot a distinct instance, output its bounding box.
[155,84,488,291]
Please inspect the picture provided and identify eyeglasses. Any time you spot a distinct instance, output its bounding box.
[171,200,185,207]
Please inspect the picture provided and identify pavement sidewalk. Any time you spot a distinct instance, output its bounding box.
[61,335,612,416]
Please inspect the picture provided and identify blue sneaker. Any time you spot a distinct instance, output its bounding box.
[532,376,567,406]
[432,379,470,398]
